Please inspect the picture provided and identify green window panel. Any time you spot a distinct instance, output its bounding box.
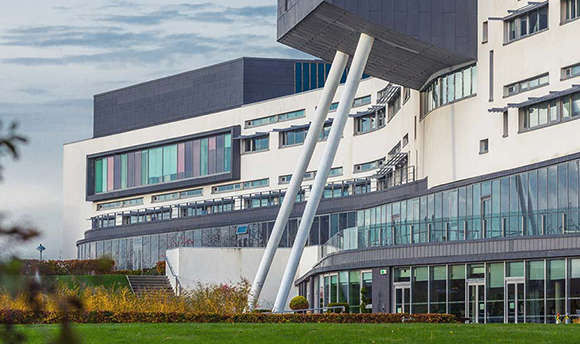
[163,144,177,182]
[120,154,127,189]
[102,157,108,193]
[224,134,231,172]
[200,138,208,176]
[148,147,163,184]
[95,159,103,193]
[141,151,148,185]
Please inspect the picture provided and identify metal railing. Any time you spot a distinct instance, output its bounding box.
[262,305,347,314]
[164,256,182,296]
[91,175,398,230]
[322,208,580,257]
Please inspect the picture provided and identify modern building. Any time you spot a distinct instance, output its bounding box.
[63,0,580,323]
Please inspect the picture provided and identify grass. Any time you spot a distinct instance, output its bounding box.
[15,323,580,344]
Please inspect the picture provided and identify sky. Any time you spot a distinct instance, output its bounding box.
[0,0,309,259]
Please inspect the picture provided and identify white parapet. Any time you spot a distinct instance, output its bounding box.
[165,246,321,309]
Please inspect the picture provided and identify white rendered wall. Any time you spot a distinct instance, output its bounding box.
[165,246,320,309]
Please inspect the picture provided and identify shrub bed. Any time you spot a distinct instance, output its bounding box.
[0,310,457,324]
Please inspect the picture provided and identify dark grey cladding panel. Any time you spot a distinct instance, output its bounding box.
[93,58,314,138]
[94,59,245,138]
[295,235,580,283]
[277,0,477,89]
[242,58,297,104]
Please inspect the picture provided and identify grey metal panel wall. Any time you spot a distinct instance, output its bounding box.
[243,58,298,104]
[372,268,390,313]
[94,59,245,138]
[277,0,477,89]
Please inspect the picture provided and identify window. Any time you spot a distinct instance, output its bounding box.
[562,0,580,23]
[482,21,488,43]
[402,134,409,148]
[402,87,411,104]
[329,102,339,112]
[279,171,315,185]
[503,111,509,137]
[93,132,232,194]
[97,198,143,211]
[354,158,384,173]
[354,107,386,135]
[504,5,548,43]
[295,62,370,94]
[479,139,489,154]
[279,123,331,147]
[503,73,549,97]
[245,109,305,128]
[420,65,477,117]
[562,62,580,80]
[152,188,202,203]
[329,167,343,178]
[212,178,269,194]
[521,90,580,131]
[242,135,269,153]
[387,90,401,121]
[353,95,371,108]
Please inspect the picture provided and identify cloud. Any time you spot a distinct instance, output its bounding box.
[1,26,159,48]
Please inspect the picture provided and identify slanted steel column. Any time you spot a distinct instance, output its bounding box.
[272,33,375,313]
[247,51,349,310]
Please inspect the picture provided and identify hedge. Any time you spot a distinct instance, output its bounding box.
[0,310,457,324]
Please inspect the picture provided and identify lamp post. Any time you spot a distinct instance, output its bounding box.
[36,244,46,261]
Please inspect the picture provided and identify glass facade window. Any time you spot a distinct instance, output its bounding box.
[504,73,549,97]
[294,62,370,94]
[354,158,384,173]
[527,260,545,323]
[421,65,477,117]
[412,267,428,313]
[562,62,580,80]
[242,135,269,153]
[354,107,386,135]
[96,198,143,211]
[212,178,269,194]
[387,90,401,121]
[245,109,305,128]
[279,123,332,147]
[151,188,202,203]
[93,133,232,194]
[279,170,316,185]
[562,0,580,22]
[547,259,566,320]
[521,90,580,131]
[505,5,548,44]
[352,95,371,108]
[486,263,504,323]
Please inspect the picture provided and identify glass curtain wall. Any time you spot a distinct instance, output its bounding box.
[94,133,232,194]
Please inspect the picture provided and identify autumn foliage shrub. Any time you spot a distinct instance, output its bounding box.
[0,311,458,324]
[289,296,309,311]
[20,258,116,275]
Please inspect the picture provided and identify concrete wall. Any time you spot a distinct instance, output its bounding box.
[165,246,321,309]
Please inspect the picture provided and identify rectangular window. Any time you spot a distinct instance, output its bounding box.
[482,21,488,43]
[402,134,409,148]
[503,112,509,137]
[245,109,305,128]
[97,197,143,211]
[354,158,385,173]
[561,62,580,80]
[479,139,489,154]
[353,95,371,108]
[152,188,202,203]
[243,135,269,153]
[355,107,386,135]
[505,5,548,44]
[563,0,580,22]
[212,178,269,194]
[503,73,549,98]
[520,90,580,132]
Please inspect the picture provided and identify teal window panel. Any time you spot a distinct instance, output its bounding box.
[120,154,127,189]
[95,159,103,193]
[200,138,208,176]
[162,144,177,182]
[148,147,163,184]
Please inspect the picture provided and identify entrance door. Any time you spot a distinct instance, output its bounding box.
[394,285,410,313]
[467,283,485,323]
[506,282,525,323]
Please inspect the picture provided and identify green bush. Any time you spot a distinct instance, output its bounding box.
[327,303,349,313]
[289,296,309,311]
[0,310,458,324]
[20,258,116,275]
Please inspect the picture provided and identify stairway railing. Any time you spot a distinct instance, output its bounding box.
[164,256,182,296]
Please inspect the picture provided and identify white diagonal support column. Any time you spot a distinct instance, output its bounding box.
[247,51,349,310]
[272,33,375,313]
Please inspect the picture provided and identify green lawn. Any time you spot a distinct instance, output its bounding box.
[15,323,580,344]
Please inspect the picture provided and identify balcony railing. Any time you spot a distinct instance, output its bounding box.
[90,173,415,230]
[322,208,580,258]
